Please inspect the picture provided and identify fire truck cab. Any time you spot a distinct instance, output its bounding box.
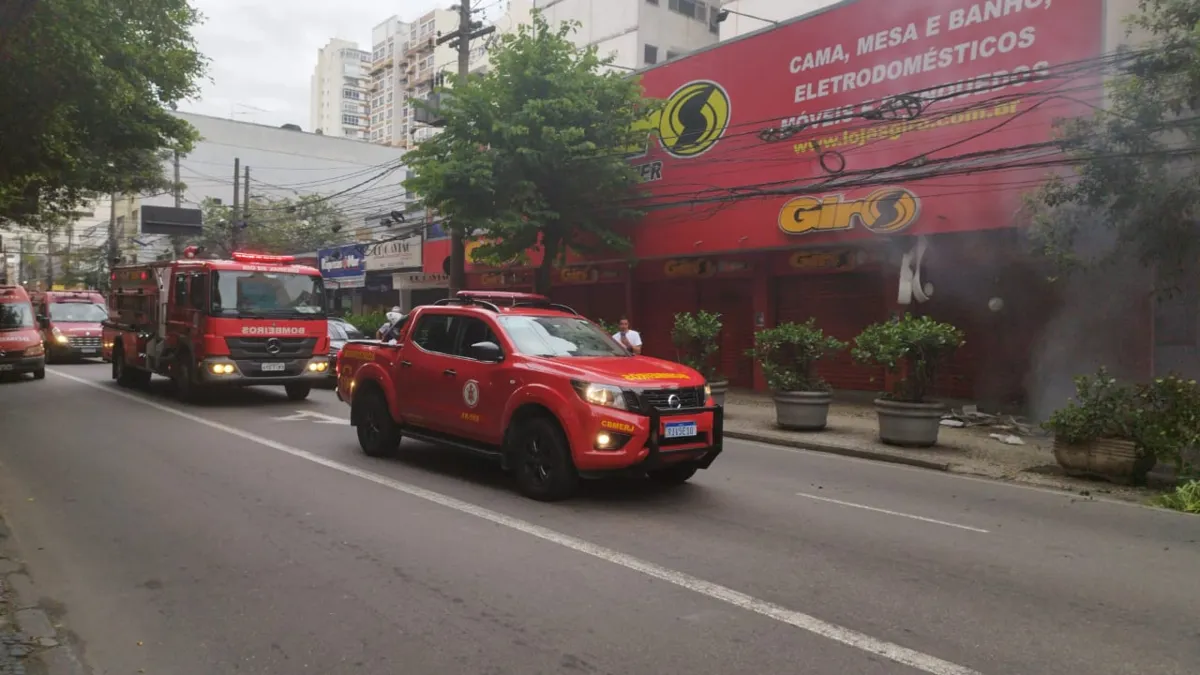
[101,249,331,402]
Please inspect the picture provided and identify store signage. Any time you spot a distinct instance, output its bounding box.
[559,266,597,283]
[317,243,366,290]
[663,258,715,278]
[365,236,421,271]
[789,249,859,271]
[480,271,532,287]
[393,272,449,289]
[778,187,920,237]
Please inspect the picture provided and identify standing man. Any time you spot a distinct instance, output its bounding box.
[612,317,642,355]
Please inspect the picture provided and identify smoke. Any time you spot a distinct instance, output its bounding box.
[1023,204,1153,421]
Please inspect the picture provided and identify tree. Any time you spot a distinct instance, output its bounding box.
[187,196,351,256]
[1026,0,1200,288]
[403,11,660,294]
[0,0,206,221]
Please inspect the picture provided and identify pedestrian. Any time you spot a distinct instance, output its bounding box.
[612,317,642,355]
[377,306,405,342]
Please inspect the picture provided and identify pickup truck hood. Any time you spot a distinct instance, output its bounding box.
[527,355,706,389]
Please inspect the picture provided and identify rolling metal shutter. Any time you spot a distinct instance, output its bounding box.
[774,273,885,392]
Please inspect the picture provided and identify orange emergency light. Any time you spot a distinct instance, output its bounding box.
[231,251,295,264]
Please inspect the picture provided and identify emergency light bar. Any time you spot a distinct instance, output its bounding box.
[456,291,549,303]
[231,252,295,264]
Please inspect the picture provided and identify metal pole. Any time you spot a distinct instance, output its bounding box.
[231,157,240,252]
[447,0,472,294]
[173,151,182,207]
[107,192,117,268]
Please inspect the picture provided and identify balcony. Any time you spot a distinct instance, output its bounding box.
[369,57,393,75]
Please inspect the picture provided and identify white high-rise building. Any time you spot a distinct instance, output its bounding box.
[310,38,372,140]
[366,16,412,147]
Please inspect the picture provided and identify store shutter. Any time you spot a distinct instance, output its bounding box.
[698,279,754,388]
[774,273,884,392]
[589,284,626,327]
[637,280,697,362]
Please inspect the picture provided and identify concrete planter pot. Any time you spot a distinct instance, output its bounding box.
[774,391,833,431]
[708,379,729,407]
[1053,437,1156,485]
[874,398,945,447]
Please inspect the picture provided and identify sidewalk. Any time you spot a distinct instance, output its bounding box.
[720,391,1165,502]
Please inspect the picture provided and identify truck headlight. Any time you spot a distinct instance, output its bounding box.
[51,327,68,344]
[704,383,712,400]
[24,344,44,357]
[571,381,627,410]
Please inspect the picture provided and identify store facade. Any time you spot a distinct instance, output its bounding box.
[421,0,1154,403]
[317,243,366,314]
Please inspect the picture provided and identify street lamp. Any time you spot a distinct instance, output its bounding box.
[715,8,779,25]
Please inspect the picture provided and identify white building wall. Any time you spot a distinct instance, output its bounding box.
[310,38,372,140]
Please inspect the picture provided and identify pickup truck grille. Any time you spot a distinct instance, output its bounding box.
[627,386,706,412]
[225,337,317,359]
[67,335,101,349]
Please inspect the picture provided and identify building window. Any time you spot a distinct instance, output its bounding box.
[342,89,361,100]
[342,115,360,125]
[667,0,700,19]
[646,0,658,4]
[667,50,682,60]
[709,7,720,34]
[644,44,658,64]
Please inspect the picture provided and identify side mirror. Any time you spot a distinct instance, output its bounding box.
[469,341,503,362]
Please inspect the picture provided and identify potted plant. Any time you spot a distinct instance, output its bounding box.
[671,310,727,405]
[1134,374,1200,480]
[1043,368,1153,484]
[746,319,846,430]
[851,313,965,447]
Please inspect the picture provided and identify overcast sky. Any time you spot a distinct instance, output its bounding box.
[180,0,467,129]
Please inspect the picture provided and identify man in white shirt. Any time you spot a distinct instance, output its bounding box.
[612,317,642,355]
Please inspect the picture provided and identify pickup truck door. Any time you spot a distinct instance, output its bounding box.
[399,311,462,435]
[446,316,511,445]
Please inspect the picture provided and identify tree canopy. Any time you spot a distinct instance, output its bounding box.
[1027,0,1200,288]
[0,0,206,221]
[402,11,660,293]
[188,196,352,257]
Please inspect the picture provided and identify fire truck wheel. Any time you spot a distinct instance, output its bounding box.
[114,350,139,388]
[355,390,401,457]
[33,368,45,380]
[173,357,201,402]
[284,384,311,401]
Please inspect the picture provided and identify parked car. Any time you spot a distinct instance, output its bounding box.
[328,318,366,379]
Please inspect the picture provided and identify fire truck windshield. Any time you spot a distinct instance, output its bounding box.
[210,270,326,319]
[0,303,34,330]
[48,303,108,322]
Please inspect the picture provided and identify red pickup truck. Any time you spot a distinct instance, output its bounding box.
[335,291,723,501]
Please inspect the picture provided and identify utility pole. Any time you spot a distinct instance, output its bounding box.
[173,151,182,207]
[17,236,24,285]
[107,193,118,270]
[231,157,240,252]
[437,1,494,294]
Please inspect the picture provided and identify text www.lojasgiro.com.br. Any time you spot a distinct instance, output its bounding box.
[791,99,1020,154]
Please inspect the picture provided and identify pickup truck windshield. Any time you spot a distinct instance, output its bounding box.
[497,315,629,357]
[211,271,326,319]
[48,302,107,322]
[0,303,34,330]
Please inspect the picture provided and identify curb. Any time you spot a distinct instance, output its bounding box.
[724,430,953,472]
[0,524,87,675]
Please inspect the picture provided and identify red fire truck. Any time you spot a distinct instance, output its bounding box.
[101,248,331,401]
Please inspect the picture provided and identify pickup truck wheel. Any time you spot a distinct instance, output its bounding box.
[284,384,311,401]
[356,391,401,457]
[32,368,45,380]
[512,417,579,502]
[647,463,699,486]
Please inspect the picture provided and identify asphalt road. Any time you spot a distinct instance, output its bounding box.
[0,363,1197,675]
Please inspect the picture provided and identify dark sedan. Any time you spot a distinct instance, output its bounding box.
[327,318,367,379]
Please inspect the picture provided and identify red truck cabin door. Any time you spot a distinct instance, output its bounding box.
[447,315,509,445]
[401,311,462,435]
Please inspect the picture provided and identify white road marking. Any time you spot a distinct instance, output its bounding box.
[273,410,347,424]
[797,493,990,534]
[49,369,983,675]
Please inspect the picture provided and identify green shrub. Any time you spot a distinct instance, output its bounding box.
[341,311,388,336]
[1156,480,1200,514]
[746,319,845,392]
[671,310,723,380]
[1042,368,1140,444]
[851,313,964,403]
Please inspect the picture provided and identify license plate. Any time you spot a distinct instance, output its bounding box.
[663,421,698,439]
[81,348,97,354]
[261,362,286,372]
[0,364,12,371]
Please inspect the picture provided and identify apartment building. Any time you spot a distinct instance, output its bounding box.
[513,0,724,70]
[309,38,372,139]
[367,7,490,148]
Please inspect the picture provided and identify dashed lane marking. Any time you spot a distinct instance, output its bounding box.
[49,369,984,675]
[796,493,990,533]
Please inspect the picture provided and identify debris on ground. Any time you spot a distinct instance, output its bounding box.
[941,404,1047,437]
[989,433,1026,446]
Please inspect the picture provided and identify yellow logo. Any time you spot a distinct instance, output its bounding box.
[621,373,691,381]
[778,188,919,236]
[628,80,731,159]
[601,420,636,434]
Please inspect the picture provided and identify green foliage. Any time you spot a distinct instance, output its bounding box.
[1042,368,1141,444]
[1043,369,1200,467]
[184,196,351,256]
[402,10,661,294]
[671,311,723,380]
[1025,0,1200,286]
[594,318,619,336]
[1156,480,1200,513]
[341,311,388,336]
[851,313,964,403]
[0,0,206,220]
[746,319,846,393]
